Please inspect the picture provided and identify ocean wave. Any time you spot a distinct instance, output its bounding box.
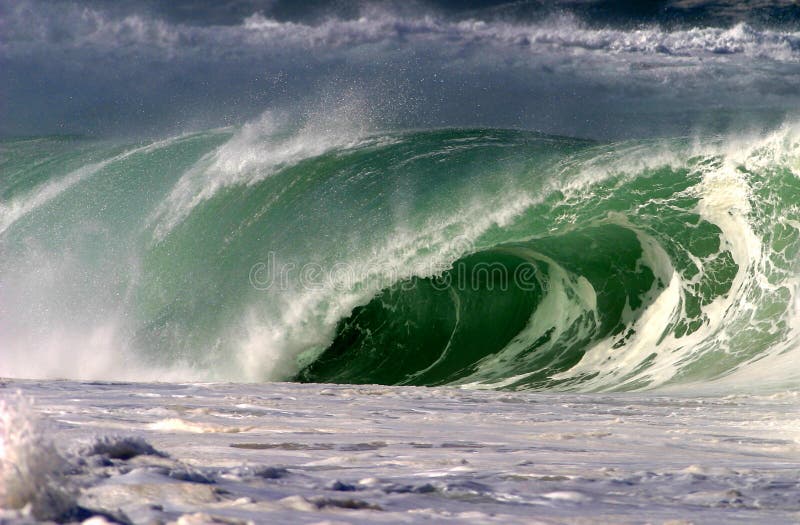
[4,2,799,63]
[1,116,798,391]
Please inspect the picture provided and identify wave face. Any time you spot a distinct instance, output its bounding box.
[2,120,798,391]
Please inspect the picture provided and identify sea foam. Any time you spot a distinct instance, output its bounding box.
[0,394,75,521]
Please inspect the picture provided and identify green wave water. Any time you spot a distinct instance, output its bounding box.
[1,121,798,391]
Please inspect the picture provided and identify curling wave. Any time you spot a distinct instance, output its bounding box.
[0,118,798,391]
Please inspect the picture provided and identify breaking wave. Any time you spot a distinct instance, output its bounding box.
[1,115,798,392]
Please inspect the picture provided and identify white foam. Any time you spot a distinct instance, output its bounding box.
[555,124,800,392]
[149,418,252,434]
[0,395,74,520]
[5,4,799,64]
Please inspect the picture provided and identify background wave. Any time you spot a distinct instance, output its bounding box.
[3,0,799,139]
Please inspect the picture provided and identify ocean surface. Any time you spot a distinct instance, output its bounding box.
[1,0,799,523]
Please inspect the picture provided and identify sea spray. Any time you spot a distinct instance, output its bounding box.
[0,394,75,521]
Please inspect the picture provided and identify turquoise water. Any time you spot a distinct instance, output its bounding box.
[1,124,798,390]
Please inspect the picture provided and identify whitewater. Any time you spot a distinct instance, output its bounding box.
[2,0,800,523]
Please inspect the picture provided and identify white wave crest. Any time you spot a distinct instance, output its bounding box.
[3,2,798,64]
